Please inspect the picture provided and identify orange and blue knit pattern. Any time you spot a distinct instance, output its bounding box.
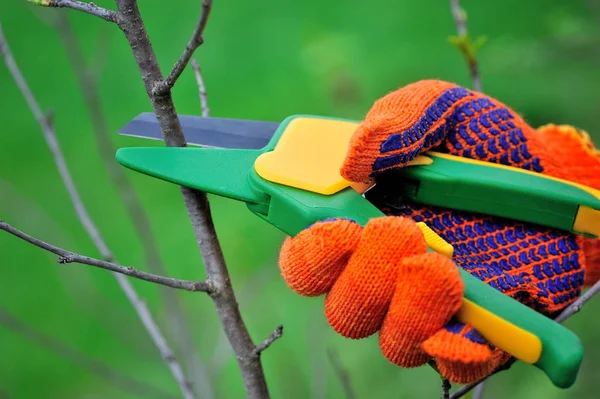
[280,79,600,384]
[395,204,585,314]
[341,80,557,183]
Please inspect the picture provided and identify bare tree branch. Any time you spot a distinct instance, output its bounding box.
[327,348,356,399]
[0,176,147,342]
[191,59,210,117]
[449,0,466,37]
[442,377,451,399]
[17,0,281,395]
[112,1,276,396]
[555,279,600,322]
[0,220,212,293]
[0,306,178,399]
[449,0,482,92]
[253,325,284,356]
[156,0,213,94]
[449,381,476,398]
[113,2,186,148]
[27,0,118,23]
[178,186,272,397]
[472,381,485,399]
[0,23,195,399]
[53,14,215,399]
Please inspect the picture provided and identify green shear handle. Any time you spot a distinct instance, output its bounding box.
[394,151,600,238]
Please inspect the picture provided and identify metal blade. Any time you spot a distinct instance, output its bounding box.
[117,112,279,149]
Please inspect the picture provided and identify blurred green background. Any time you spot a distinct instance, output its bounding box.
[1,0,600,398]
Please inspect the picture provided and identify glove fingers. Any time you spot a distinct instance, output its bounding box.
[325,216,428,338]
[423,323,500,384]
[379,253,464,367]
[279,219,362,296]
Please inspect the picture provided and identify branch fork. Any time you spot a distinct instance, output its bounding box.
[16,1,282,397]
[253,325,284,357]
[28,0,118,23]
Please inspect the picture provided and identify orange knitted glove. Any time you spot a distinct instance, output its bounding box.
[280,216,464,365]
[279,80,600,384]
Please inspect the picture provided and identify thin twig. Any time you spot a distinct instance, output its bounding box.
[555,279,600,322]
[253,325,284,355]
[441,378,451,399]
[449,0,466,36]
[113,0,274,396]
[0,177,144,340]
[0,25,107,260]
[450,381,476,398]
[0,23,195,399]
[156,0,213,94]
[0,306,178,399]
[327,348,356,399]
[191,59,210,117]
[0,220,212,293]
[449,0,482,92]
[53,14,214,398]
[472,381,486,399]
[28,0,118,23]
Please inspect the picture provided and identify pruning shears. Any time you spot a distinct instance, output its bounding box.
[115,113,600,388]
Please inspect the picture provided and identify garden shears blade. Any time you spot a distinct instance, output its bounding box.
[118,112,277,149]
[115,114,588,388]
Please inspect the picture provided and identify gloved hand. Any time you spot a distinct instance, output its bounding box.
[279,79,600,383]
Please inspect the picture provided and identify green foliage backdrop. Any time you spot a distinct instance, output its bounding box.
[1,0,599,397]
